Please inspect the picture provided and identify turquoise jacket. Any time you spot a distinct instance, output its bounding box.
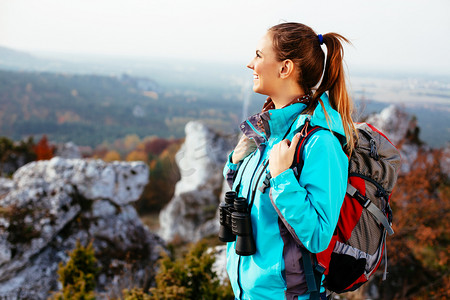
[223,94,348,300]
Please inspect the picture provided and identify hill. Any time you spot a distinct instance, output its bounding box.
[0,45,448,148]
[0,70,246,147]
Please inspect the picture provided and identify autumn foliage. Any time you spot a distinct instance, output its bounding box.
[92,134,183,212]
[33,135,55,160]
[382,149,450,299]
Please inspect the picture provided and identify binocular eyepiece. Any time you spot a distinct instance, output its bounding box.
[219,191,256,256]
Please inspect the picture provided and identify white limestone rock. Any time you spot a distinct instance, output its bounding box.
[0,178,13,196]
[197,179,230,240]
[159,121,234,242]
[366,105,410,147]
[55,142,82,159]
[174,121,231,195]
[209,245,228,285]
[0,157,164,300]
[366,105,425,174]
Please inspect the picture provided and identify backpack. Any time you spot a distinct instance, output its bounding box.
[291,120,401,298]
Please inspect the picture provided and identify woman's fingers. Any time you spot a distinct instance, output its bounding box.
[269,133,302,178]
[288,133,301,154]
[278,132,300,153]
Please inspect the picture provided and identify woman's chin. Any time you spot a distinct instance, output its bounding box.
[252,85,262,93]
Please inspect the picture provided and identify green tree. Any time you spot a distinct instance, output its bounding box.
[122,288,152,300]
[0,137,14,175]
[149,242,233,300]
[0,136,36,176]
[51,240,99,300]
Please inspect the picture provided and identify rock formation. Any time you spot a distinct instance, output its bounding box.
[365,105,411,147]
[0,157,165,299]
[54,141,82,159]
[158,121,234,242]
[365,104,449,175]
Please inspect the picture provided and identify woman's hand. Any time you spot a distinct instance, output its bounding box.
[231,135,257,164]
[269,133,301,178]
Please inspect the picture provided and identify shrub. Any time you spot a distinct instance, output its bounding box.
[122,288,151,300]
[51,240,99,300]
[149,241,233,300]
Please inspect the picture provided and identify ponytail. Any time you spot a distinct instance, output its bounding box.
[269,23,358,155]
[314,33,358,155]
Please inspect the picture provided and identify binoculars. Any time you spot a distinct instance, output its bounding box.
[219,191,256,256]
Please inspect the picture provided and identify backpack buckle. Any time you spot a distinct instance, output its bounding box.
[370,139,380,160]
[385,202,393,224]
[375,187,388,199]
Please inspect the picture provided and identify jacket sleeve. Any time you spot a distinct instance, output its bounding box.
[269,131,348,253]
[223,151,240,189]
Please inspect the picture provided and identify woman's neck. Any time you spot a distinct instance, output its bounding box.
[271,90,306,109]
[270,78,305,109]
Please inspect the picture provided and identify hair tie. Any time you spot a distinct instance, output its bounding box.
[318,34,324,45]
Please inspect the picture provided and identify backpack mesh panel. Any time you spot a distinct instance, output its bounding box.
[347,175,384,255]
[347,209,382,256]
[346,124,401,256]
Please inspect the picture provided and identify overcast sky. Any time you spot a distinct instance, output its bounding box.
[0,0,449,75]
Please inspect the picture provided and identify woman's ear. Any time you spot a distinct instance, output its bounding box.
[279,59,295,79]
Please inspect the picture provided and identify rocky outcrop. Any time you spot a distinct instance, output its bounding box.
[0,157,165,299]
[55,142,82,159]
[365,105,410,147]
[158,121,234,242]
[366,105,425,174]
[442,144,450,178]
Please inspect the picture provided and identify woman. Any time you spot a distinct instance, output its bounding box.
[222,22,358,300]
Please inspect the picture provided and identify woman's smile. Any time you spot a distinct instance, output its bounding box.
[246,33,282,96]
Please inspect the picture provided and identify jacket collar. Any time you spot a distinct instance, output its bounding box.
[240,93,345,146]
[296,93,346,138]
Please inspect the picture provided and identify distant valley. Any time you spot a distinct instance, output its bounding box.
[0,46,448,148]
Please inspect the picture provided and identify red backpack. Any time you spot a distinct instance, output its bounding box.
[292,120,401,298]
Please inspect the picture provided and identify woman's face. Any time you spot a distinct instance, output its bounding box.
[247,32,282,96]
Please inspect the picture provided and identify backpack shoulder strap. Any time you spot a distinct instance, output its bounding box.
[292,120,347,180]
[292,122,326,180]
[292,121,343,299]
[300,246,322,300]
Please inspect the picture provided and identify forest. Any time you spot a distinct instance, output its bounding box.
[0,70,251,147]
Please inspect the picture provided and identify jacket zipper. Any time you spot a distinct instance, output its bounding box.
[235,147,268,299]
[237,256,243,299]
[234,117,299,298]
